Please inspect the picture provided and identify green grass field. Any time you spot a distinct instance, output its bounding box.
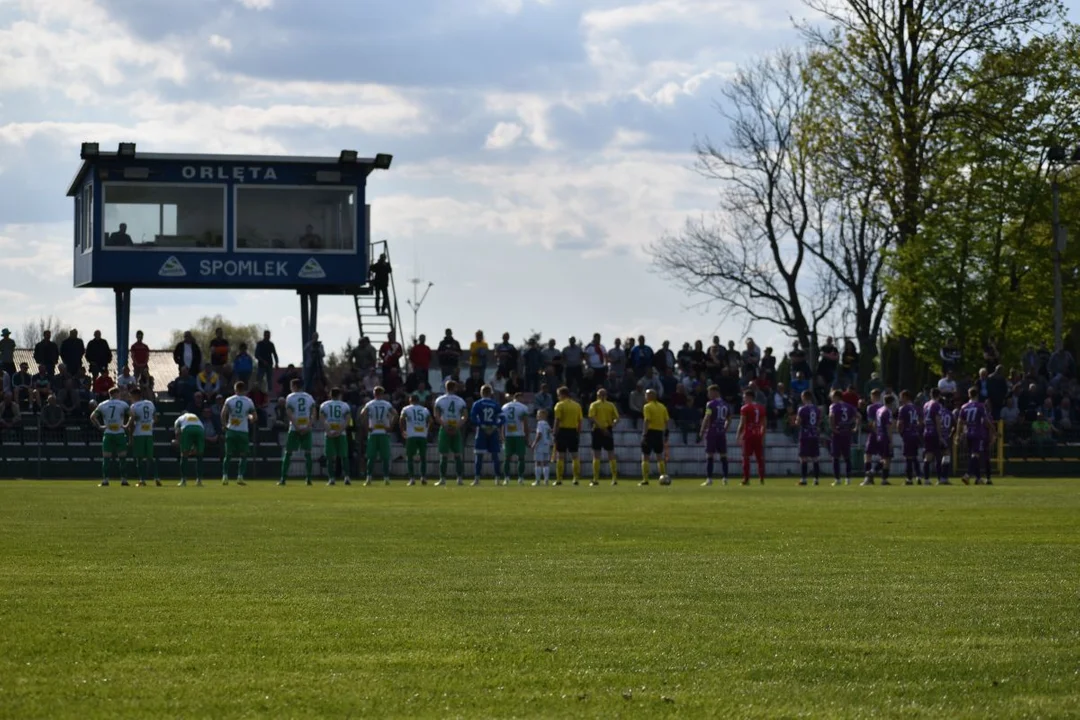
[1,478,1077,719]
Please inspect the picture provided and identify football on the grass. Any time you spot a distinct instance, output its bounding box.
[659,474,671,485]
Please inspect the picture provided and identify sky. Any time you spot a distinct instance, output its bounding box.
[1,0,1076,362]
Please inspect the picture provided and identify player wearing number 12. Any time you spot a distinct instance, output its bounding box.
[221,382,256,486]
[501,393,530,485]
[587,388,619,486]
[127,387,161,486]
[470,385,505,485]
[400,394,432,485]
[320,387,353,486]
[281,378,316,486]
[92,387,131,486]
[361,386,397,485]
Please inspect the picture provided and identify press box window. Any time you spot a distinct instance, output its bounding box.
[102,183,225,250]
[235,186,356,252]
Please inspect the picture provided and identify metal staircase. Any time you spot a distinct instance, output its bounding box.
[353,239,403,349]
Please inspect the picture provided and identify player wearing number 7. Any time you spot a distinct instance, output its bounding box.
[736,389,767,485]
[221,381,257,486]
[91,387,131,487]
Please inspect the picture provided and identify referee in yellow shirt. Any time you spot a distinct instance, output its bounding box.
[553,386,583,485]
[587,388,620,485]
[641,389,670,485]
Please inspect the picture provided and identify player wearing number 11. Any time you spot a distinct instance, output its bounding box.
[222,382,256,486]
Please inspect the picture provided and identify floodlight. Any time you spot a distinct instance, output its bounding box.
[373,153,393,170]
[338,149,359,164]
[1048,146,1067,163]
[117,142,136,157]
[80,142,100,159]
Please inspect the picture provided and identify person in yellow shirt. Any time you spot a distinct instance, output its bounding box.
[552,386,583,485]
[468,330,489,377]
[640,389,670,485]
[587,388,620,486]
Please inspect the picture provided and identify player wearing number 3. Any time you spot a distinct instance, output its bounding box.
[361,386,397,485]
[221,381,256,486]
[736,389,766,485]
[281,378,316,486]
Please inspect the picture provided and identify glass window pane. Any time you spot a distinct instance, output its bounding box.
[236,187,356,252]
[82,185,93,252]
[102,184,224,250]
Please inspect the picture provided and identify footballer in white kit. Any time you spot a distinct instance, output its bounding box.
[433,380,467,485]
[531,411,553,485]
[222,382,257,485]
[320,387,353,486]
[281,378,316,485]
[501,394,530,484]
[92,387,131,487]
[128,387,160,486]
[360,387,396,484]
[400,395,432,484]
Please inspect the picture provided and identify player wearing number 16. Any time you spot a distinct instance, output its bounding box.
[92,387,131,487]
[221,382,256,486]
[360,386,397,485]
[281,378,316,486]
[470,385,505,485]
[320,387,353,486]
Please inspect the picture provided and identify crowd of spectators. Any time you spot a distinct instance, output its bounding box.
[1,324,1077,459]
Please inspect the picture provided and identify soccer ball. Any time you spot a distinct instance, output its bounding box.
[658,474,672,486]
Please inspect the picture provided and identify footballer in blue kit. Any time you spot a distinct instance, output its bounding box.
[470,385,505,484]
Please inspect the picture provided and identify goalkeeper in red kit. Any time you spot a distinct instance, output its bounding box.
[736,388,767,485]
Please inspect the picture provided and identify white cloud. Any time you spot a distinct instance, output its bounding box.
[483,94,557,149]
[235,0,273,9]
[208,34,233,53]
[608,127,650,148]
[484,122,524,149]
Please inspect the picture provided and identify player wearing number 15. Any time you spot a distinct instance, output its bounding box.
[501,393,530,485]
[640,389,669,486]
[127,387,160,486]
[470,385,505,485]
[400,395,432,485]
[92,387,131,487]
[361,386,397,485]
[221,382,256,486]
[281,378,316,486]
[736,389,766,485]
[320,387,353,486]
[553,387,583,485]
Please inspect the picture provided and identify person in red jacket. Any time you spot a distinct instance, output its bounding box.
[408,334,432,386]
[736,388,767,485]
[129,330,151,375]
[379,332,403,383]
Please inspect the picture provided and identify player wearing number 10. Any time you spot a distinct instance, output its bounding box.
[501,393,530,485]
[221,382,256,486]
[321,387,353,486]
[361,386,397,485]
[127,387,161,486]
[281,378,316,486]
[470,385,505,485]
[92,387,131,487]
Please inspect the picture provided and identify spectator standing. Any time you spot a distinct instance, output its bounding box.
[541,339,564,384]
[585,333,607,391]
[233,343,254,385]
[563,337,584,395]
[654,340,676,375]
[630,336,653,378]
[173,331,203,375]
[706,337,725,380]
[495,333,518,378]
[1048,346,1076,383]
[350,337,377,374]
[436,329,462,380]
[983,338,1000,371]
[0,328,14,377]
[760,346,777,387]
[85,330,112,377]
[370,253,392,315]
[117,365,136,398]
[303,332,326,391]
[408,334,432,387]
[209,328,230,372]
[940,337,962,375]
[255,330,279,392]
[816,337,839,391]
[788,341,810,382]
[839,340,859,390]
[1035,342,1051,379]
[34,330,59,376]
[986,365,1009,419]
[522,338,543,392]
[937,371,958,405]
[379,332,403,381]
[533,384,554,419]
[129,330,150,376]
[469,331,489,377]
[607,338,626,388]
[60,330,85,373]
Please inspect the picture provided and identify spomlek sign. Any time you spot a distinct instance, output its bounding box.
[155,256,327,279]
[180,166,280,182]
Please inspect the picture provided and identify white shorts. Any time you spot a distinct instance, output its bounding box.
[533,445,551,461]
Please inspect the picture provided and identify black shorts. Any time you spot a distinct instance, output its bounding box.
[641,429,665,456]
[591,428,614,452]
[555,429,580,453]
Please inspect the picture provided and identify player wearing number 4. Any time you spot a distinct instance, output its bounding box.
[502,393,530,485]
[400,394,432,485]
[221,382,256,486]
[127,387,161,486]
[281,378,316,486]
[470,385,505,485]
[321,387,353,486]
[434,380,467,485]
[361,386,397,485]
[92,387,131,487]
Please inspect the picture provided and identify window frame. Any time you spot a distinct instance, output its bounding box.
[99,181,229,253]
[233,184,358,255]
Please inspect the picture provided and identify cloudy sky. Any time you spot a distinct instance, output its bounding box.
[3,0,1072,362]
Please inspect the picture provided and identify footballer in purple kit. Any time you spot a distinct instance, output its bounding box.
[795,391,822,486]
[699,385,730,486]
[862,388,883,486]
[958,386,996,485]
[921,388,948,485]
[828,389,859,485]
[897,390,922,485]
[864,394,896,486]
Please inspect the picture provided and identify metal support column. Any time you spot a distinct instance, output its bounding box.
[114,287,131,371]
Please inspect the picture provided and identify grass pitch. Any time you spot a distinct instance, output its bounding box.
[0,478,1077,719]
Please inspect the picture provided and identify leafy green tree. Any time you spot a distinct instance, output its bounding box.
[165,315,264,357]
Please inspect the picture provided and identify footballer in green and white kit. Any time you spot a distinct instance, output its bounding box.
[92,387,131,486]
[433,379,467,485]
[173,412,205,486]
[501,393,531,484]
[360,386,397,484]
[320,387,353,486]
[281,378,316,485]
[128,387,160,486]
[400,394,431,484]
[221,381,257,485]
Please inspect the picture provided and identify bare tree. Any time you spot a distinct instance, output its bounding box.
[19,316,71,347]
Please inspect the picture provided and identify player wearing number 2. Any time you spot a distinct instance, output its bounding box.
[221,381,256,486]
[281,378,316,486]
[795,390,821,486]
[736,389,766,485]
[400,394,431,485]
[127,387,160,486]
[91,387,131,487]
[501,392,530,485]
[321,387,353,486]
[361,387,397,485]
